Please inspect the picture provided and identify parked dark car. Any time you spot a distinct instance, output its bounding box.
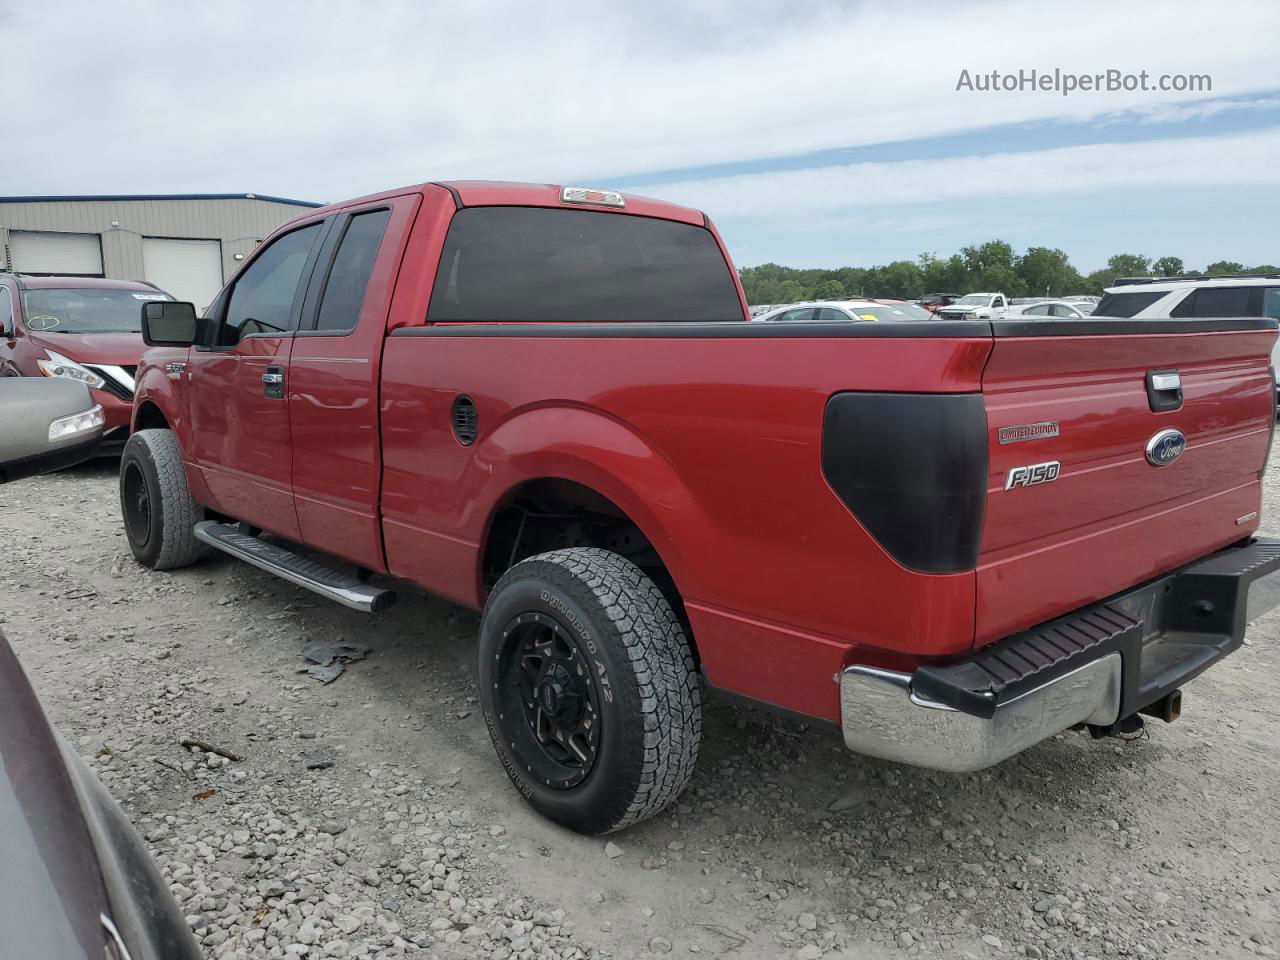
[917,292,959,313]
[0,376,201,960]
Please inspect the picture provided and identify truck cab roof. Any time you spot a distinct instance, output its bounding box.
[302,181,707,227]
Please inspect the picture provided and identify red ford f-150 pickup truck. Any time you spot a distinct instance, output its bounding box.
[120,180,1280,834]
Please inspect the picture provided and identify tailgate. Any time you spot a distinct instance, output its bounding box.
[976,318,1276,645]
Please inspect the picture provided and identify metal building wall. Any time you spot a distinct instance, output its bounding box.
[0,195,320,284]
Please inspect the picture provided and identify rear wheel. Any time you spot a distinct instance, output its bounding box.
[120,429,207,570]
[478,548,701,834]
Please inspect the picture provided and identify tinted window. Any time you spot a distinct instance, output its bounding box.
[219,223,321,344]
[1022,304,1051,316]
[1094,290,1166,318]
[1170,286,1259,318]
[817,308,850,322]
[428,207,742,323]
[1263,288,1280,321]
[772,308,816,322]
[0,287,12,333]
[315,209,391,332]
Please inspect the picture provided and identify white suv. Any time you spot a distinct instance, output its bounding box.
[1097,275,1280,381]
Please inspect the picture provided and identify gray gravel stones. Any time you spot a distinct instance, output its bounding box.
[7,463,1280,960]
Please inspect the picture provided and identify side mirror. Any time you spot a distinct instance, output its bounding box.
[0,378,105,484]
[141,301,198,347]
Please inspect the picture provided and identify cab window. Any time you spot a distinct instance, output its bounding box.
[217,223,322,345]
[314,209,392,333]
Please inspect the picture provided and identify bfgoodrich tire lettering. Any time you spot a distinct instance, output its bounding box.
[119,429,207,570]
[478,548,701,834]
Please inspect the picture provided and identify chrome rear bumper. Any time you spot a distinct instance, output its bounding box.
[839,655,1121,773]
[839,537,1280,773]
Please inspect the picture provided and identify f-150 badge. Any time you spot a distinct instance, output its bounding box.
[1005,460,1060,490]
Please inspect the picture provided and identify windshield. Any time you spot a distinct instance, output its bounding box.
[21,288,171,333]
[879,302,933,321]
[953,294,990,306]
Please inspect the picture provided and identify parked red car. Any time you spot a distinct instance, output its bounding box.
[0,275,172,453]
[122,181,1280,834]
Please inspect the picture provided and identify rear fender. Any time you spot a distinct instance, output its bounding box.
[472,404,707,602]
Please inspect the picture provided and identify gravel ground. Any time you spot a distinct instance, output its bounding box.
[2,460,1278,960]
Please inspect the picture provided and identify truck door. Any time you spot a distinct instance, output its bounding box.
[186,219,328,539]
[287,194,420,571]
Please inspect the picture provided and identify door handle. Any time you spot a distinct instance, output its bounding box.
[262,366,285,399]
[1146,369,1182,413]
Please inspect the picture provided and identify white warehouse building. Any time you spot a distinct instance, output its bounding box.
[0,193,322,308]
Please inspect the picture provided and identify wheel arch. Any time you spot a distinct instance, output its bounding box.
[472,407,711,645]
[132,398,170,432]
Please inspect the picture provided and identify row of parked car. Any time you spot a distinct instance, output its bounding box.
[747,277,1280,383]
[747,292,1101,321]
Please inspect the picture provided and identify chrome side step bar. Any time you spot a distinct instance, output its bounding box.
[193,521,396,613]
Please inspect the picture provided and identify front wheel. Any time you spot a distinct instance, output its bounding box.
[119,429,207,570]
[478,548,701,834]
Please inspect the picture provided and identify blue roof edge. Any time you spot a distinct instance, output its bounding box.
[0,193,323,208]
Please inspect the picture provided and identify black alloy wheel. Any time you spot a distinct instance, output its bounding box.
[121,459,153,548]
[494,612,601,789]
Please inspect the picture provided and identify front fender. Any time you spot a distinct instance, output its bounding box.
[129,349,188,436]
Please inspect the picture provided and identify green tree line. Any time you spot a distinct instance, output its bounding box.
[739,242,1279,305]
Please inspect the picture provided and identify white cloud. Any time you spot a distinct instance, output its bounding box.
[3,0,1279,199]
[1086,94,1280,128]
[644,128,1280,219]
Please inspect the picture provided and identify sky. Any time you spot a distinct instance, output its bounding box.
[3,0,1279,272]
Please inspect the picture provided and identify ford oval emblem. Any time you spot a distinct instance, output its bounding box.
[1145,428,1186,467]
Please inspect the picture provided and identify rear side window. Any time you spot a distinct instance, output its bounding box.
[1170,286,1260,318]
[1093,290,1166,318]
[1263,288,1280,320]
[773,308,816,322]
[427,207,742,323]
[315,209,392,332]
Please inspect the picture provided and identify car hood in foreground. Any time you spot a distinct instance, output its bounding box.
[0,635,113,958]
[0,631,201,960]
[27,330,147,366]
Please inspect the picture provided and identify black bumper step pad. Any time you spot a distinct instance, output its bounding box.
[913,605,1140,719]
[911,537,1280,720]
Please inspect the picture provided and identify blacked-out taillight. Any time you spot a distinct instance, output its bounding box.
[821,392,988,573]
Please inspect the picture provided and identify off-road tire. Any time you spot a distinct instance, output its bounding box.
[478,548,701,834]
[119,429,207,570]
